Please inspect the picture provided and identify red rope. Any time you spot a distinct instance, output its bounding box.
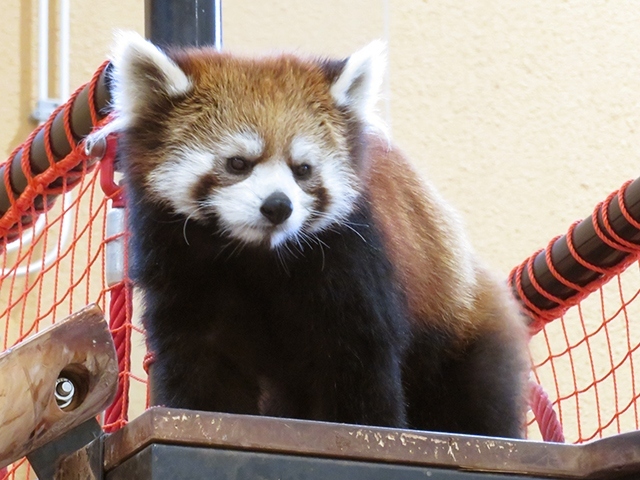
[143,351,156,375]
[0,61,110,243]
[510,180,640,331]
[509,181,640,442]
[530,380,565,442]
[98,135,134,433]
[103,281,132,433]
[617,180,640,229]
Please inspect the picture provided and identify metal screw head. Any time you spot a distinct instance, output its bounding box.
[55,377,75,409]
[83,135,107,161]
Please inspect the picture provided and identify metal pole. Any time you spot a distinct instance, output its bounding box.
[145,0,222,49]
[143,0,222,407]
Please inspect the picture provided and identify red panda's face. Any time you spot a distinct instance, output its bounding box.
[148,124,359,248]
[91,33,386,249]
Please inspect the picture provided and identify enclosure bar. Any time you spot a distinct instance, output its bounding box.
[511,176,640,321]
[141,0,222,406]
[144,0,222,48]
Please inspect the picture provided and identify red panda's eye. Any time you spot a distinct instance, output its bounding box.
[227,157,250,174]
[293,164,312,179]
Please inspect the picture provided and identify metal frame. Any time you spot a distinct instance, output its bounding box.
[144,0,222,48]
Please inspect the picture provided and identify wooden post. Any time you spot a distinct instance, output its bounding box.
[0,304,118,469]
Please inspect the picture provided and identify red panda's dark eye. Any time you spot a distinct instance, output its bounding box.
[293,164,312,179]
[227,157,250,174]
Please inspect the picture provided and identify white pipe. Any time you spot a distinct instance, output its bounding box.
[59,0,70,100]
[37,0,49,102]
[1,192,75,277]
[7,0,74,277]
[4,215,47,254]
[383,0,391,129]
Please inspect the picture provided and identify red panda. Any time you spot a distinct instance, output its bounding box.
[90,32,529,437]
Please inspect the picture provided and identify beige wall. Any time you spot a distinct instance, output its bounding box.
[4,0,640,273]
[226,1,640,275]
[1,0,639,441]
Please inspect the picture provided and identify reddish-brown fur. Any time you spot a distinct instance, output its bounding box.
[126,44,527,366]
[109,39,530,436]
[365,136,526,349]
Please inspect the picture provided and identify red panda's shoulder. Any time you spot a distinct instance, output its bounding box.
[363,135,524,342]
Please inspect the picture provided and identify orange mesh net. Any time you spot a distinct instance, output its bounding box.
[0,168,147,478]
[0,62,639,477]
[0,64,146,479]
[524,264,640,443]
[510,179,640,443]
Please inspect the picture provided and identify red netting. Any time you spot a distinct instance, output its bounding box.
[0,65,146,478]
[525,265,640,442]
[0,62,638,477]
[511,180,640,443]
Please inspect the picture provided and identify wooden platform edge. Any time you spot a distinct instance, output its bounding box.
[103,407,640,479]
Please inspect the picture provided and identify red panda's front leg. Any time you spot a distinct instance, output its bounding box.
[310,345,408,428]
[139,283,268,416]
[262,336,408,428]
[148,334,262,415]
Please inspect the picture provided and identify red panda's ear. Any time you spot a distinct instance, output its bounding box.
[111,30,191,111]
[87,31,192,144]
[330,40,386,126]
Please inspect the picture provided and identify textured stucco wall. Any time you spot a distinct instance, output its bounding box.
[1,0,639,439]
[0,0,144,158]
[4,1,640,273]
[388,2,640,273]
[227,2,640,276]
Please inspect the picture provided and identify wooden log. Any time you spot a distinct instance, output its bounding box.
[0,304,118,469]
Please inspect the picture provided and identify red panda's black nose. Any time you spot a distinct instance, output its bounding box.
[260,192,293,225]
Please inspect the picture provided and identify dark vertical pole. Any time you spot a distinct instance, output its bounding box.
[143,0,222,408]
[145,0,222,49]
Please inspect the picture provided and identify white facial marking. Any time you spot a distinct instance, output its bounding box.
[144,131,361,249]
[289,136,359,233]
[218,131,265,160]
[313,157,359,232]
[145,131,265,219]
[147,147,214,217]
[208,161,314,248]
[290,136,321,165]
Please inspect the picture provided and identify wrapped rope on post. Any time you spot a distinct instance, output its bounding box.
[0,61,112,245]
[510,177,640,333]
[99,136,133,433]
[511,178,640,442]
